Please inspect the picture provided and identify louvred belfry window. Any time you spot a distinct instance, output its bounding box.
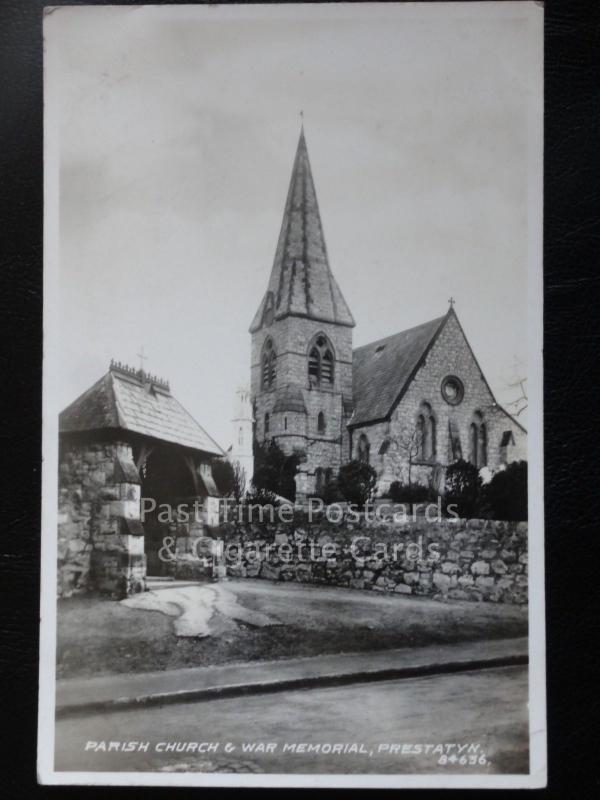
[321,350,333,383]
[308,335,334,386]
[308,348,320,382]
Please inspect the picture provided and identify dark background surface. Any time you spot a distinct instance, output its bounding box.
[0,0,598,796]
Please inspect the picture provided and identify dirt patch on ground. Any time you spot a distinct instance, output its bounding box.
[56,580,527,679]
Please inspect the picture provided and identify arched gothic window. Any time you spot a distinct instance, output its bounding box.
[357,433,370,464]
[315,467,325,495]
[430,416,437,459]
[416,402,436,461]
[308,335,335,386]
[238,427,243,446]
[470,423,478,465]
[261,338,277,389]
[317,411,326,433]
[469,411,487,468]
[479,423,487,468]
[264,412,270,435]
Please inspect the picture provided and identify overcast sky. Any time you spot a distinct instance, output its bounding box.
[46,3,541,448]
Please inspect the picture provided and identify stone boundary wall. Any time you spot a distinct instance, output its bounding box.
[211,515,528,604]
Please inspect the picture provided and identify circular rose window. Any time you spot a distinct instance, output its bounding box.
[441,375,464,405]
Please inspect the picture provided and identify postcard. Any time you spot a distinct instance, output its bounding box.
[39,2,545,788]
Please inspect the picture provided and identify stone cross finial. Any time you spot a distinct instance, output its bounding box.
[448,296,455,308]
[137,345,147,372]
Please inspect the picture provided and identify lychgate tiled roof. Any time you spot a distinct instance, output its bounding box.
[351,314,447,426]
[60,364,224,456]
[250,129,355,332]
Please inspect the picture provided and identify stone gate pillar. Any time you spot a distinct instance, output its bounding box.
[58,438,147,598]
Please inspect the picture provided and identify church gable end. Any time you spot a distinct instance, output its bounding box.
[350,309,527,488]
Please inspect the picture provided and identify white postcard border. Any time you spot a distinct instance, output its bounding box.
[38,2,546,788]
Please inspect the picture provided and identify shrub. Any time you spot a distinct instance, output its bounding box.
[244,488,280,508]
[312,479,344,506]
[444,459,482,518]
[337,460,377,508]
[252,439,300,501]
[322,479,344,505]
[389,480,433,505]
[484,460,528,521]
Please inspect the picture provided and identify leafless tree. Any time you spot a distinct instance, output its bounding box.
[389,426,421,489]
[503,356,528,417]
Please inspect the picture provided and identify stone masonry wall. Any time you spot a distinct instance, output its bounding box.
[212,513,528,605]
[58,438,146,598]
[351,312,527,494]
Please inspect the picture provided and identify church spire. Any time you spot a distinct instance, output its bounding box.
[250,128,355,332]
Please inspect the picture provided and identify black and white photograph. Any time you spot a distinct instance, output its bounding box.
[39,2,545,788]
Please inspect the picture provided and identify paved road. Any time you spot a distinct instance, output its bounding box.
[55,665,528,775]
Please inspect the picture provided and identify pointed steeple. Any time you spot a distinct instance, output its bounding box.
[250,129,355,332]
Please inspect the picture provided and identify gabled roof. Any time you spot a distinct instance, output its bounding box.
[250,129,355,332]
[60,364,225,456]
[351,314,447,426]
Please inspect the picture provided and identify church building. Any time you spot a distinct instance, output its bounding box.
[250,129,527,499]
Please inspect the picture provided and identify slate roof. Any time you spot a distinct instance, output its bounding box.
[250,129,355,332]
[273,384,307,414]
[60,365,225,456]
[351,314,447,426]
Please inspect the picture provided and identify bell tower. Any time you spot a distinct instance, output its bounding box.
[250,128,355,496]
[230,386,254,492]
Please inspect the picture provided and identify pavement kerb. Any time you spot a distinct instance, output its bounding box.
[56,649,528,719]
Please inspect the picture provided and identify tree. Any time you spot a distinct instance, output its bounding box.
[483,461,528,521]
[444,459,482,518]
[389,427,421,490]
[503,356,528,418]
[337,460,377,508]
[230,461,247,504]
[252,439,300,501]
[213,459,247,502]
[212,459,235,496]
